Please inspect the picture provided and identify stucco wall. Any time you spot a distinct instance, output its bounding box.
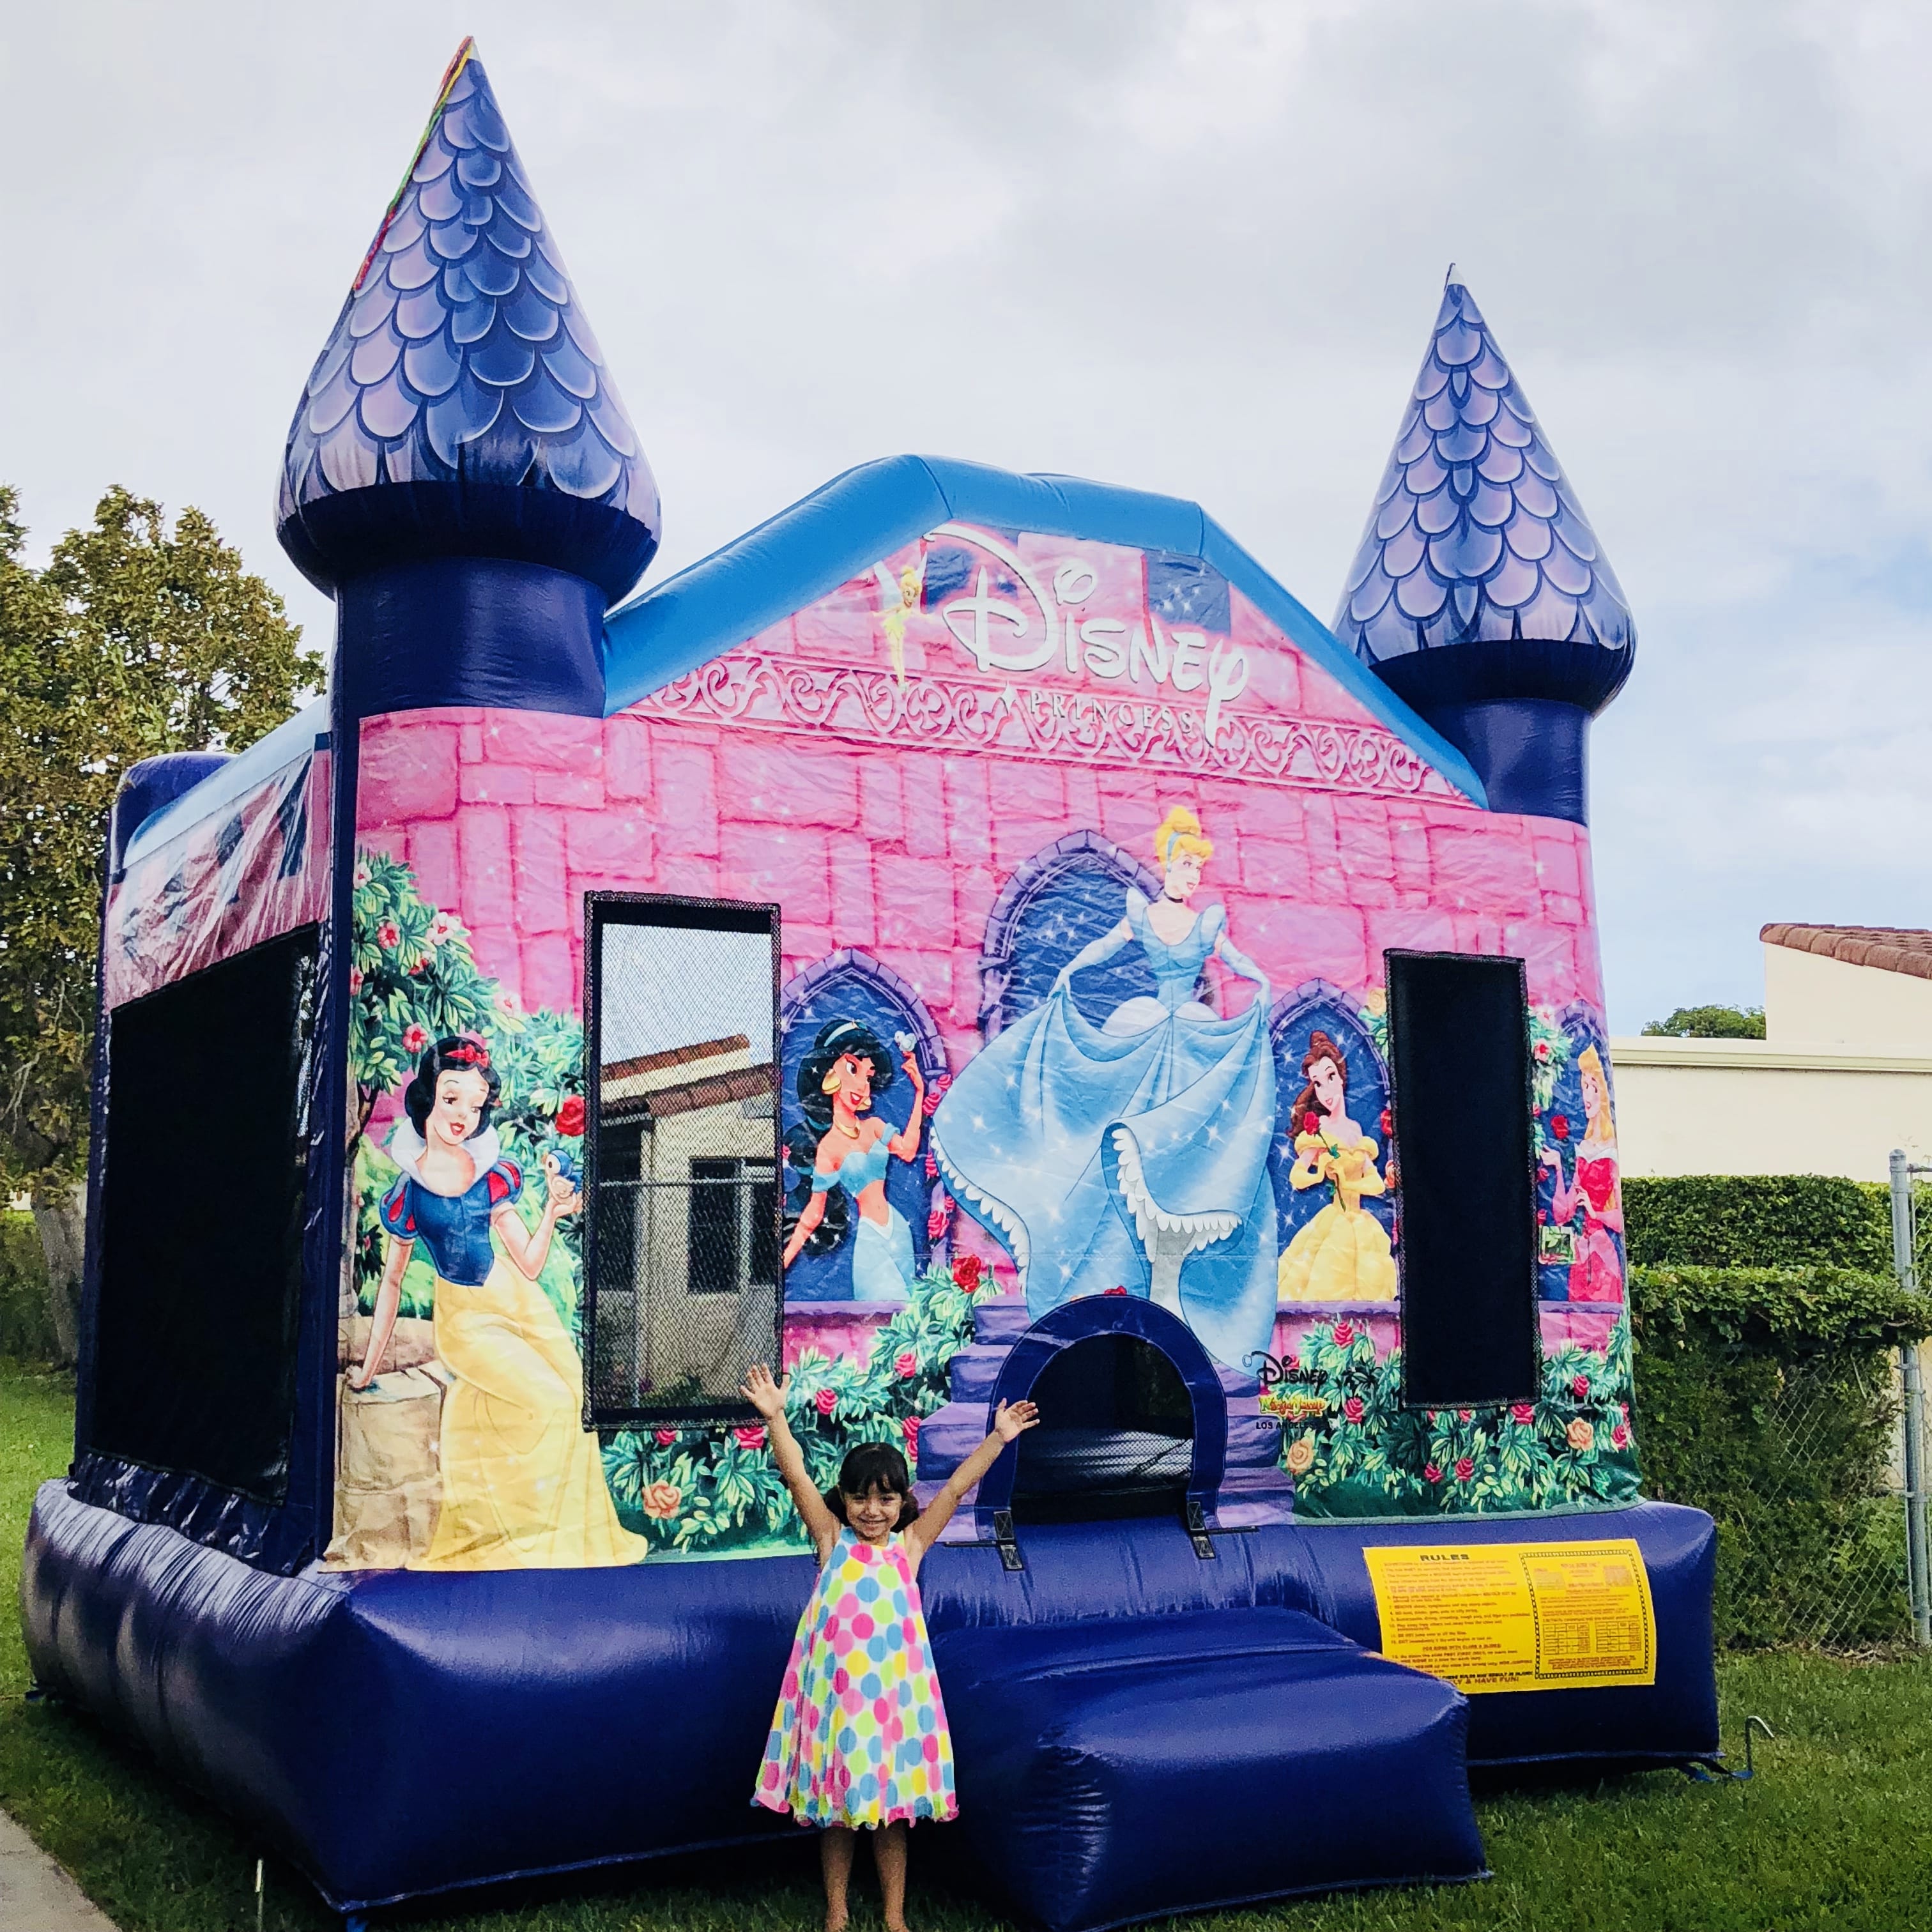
[1764,942,1932,1054]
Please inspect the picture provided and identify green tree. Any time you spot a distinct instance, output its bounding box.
[0,485,320,1360]
[1642,1004,1767,1040]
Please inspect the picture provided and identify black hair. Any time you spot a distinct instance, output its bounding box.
[403,1037,502,1135]
[782,1018,897,1259]
[822,1439,919,1533]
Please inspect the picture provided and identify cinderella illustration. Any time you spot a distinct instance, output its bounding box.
[931,808,1278,1370]
[349,1036,647,1569]
[1275,1029,1398,1302]
[781,1018,928,1301]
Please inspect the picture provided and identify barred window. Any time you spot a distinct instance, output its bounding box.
[585,896,781,1422]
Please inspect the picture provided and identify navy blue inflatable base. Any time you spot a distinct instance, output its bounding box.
[21,1482,1715,1918]
[936,1608,1483,1932]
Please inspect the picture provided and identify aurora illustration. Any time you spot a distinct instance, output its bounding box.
[1542,1043,1625,1302]
[349,1036,647,1569]
[1275,1029,1399,1303]
[932,808,1278,1370]
[782,1018,928,1301]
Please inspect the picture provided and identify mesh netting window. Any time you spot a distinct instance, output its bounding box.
[1385,947,1540,1407]
[86,923,319,1500]
[586,896,781,1422]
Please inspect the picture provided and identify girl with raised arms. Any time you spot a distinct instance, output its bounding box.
[743,1362,1038,1932]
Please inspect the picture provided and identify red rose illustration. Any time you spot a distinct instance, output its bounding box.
[376,920,401,950]
[402,1023,428,1055]
[1457,1408,1473,1422]
[348,965,364,995]
[733,1425,767,1452]
[901,1416,920,1455]
[1103,1285,1129,1296]
[1454,1456,1475,1483]
[923,1075,951,1117]
[1537,1210,1549,1224]
[1424,1462,1445,1483]
[1303,1112,1321,1135]
[1611,1422,1631,1449]
[926,1208,949,1241]
[1572,1374,1590,1401]
[894,1350,917,1379]
[1342,1396,1365,1424]
[951,1254,983,1292]
[654,1427,677,1448]
[1551,1114,1570,1141]
[408,957,426,976]
[1380,1107,1394,1137]
[815,1388,838,1417]
[1510,1403,1537,1427]
[555,1096,586,1137]
[1534,1039,1551,1061]
[924,1153,939,1180]
[1333,1321,1355,1347]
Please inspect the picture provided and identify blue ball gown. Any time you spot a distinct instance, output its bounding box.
[931,891,1279,1370]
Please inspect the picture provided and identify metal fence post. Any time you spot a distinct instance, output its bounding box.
[1890,1147,1931,1648]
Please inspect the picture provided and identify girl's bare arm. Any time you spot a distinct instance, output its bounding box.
[348,1235,411,1388]
[903,1400,1039,1569]
[741,1364,841,1559]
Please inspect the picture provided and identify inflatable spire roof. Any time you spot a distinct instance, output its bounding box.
[1333,271,1632,715]
[276,40,659,603]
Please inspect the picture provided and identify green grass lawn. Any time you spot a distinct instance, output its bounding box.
[2,1361,1931,1931]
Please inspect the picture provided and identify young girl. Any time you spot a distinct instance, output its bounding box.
[740,1362,1038,1932]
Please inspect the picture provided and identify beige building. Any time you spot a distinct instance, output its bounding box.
[1611,925,1932,1181]
[595,1033,779,1402]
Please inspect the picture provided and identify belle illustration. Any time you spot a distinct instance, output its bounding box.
[1275,1031,1398,1303]
[350,1036,647,1569]
[1542,1043,1625,1302]
[782,1019,927,1301]
[932,808,1278,1370]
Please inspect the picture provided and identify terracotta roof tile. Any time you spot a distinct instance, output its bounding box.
[1760,923,1932,982]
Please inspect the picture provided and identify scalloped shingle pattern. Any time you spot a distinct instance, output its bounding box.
[277,54,657,539]
[1333,279,1630,664]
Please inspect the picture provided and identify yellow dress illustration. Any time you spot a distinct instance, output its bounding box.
[418,1246,646,1570]
[1275,1131,1399,1303]
[362,1109,648,1572]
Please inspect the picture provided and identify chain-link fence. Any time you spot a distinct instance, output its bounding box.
[1675,1156,1932,1652]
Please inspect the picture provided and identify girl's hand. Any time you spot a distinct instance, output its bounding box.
[1539,1146,1563,1170]
[992,1399,1039,1443]
[740,1363,788,1421]
[542,1154,581,1219]
[902,1050,923,1088]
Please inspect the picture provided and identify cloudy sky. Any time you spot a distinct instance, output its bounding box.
[4,1,1929,1032]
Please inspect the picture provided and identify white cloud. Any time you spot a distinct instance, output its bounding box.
[3,0,1929,1031]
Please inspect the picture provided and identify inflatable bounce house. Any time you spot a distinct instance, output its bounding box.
[24,42,1719,1932]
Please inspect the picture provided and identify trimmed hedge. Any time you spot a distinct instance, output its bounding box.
[1623,1174,1906,1274]
[1629,1263,1931,1648]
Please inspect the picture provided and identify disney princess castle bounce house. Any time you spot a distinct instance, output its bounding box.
[24,42,1719,1932]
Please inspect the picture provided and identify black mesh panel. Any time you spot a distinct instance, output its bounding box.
[586,898,780,1422]
[87,924,318,1500]
[1385,948,1540,1407]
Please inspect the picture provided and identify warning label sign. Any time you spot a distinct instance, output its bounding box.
[1361,1539,1657,1694]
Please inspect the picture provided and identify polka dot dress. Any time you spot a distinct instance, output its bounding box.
[753,1526,957,1828]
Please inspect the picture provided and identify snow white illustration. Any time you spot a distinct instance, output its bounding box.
[1275,1029,1398,1302]
[349,1036,647,1568]
[931,807,1278,1370]
[781,1018,928,1301]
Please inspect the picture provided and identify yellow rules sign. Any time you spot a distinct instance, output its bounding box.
[1361,1539,1657,1694]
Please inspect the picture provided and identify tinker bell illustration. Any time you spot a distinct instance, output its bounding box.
[1275,1029,1398,1303]
[782,1018,928,1301]
[931,806,1279,1370]
[349,1034,645,1569]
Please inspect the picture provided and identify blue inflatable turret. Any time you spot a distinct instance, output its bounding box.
[277,38,658,717]
[1332,270,1633,823]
